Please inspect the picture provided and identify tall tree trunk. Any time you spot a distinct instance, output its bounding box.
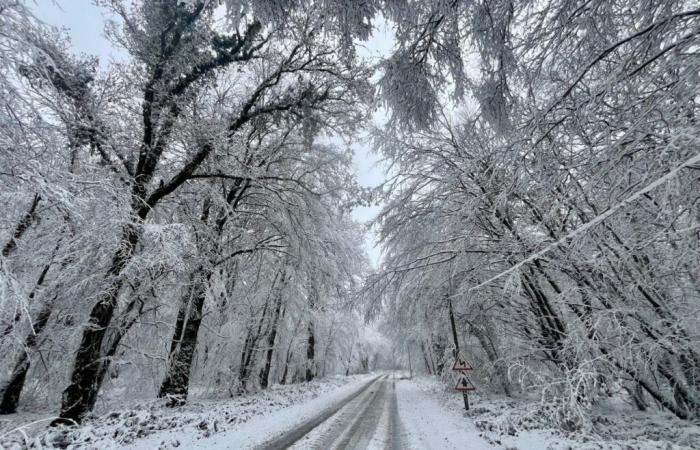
[1,259,52,339]
[420,341,434,375]
[320,326,336,378]
[2,193,40,258]
[159,268,211,406]
[280,348,293,385]
[239,292,271,391]
[83,295,147,411]
[432,333,447,375]
[305,282,317,382]
[280,358,290,385]
[344,338,355,376]
[447,298,460,356]
[52,222,140,426]
[305,323,316,382]
[260,269,287,389]
[0,236,70,412]
[279,307,299,386]
[0,296,53,413]
[630,382,648,411]
[0,193,43,350]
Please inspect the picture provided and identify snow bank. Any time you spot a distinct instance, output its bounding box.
[0,375,371,450]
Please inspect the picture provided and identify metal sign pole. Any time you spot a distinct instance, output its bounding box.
[448,298,472,411]
[447,264,475,411]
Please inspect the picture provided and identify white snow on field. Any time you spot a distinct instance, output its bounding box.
[395,377,493,450]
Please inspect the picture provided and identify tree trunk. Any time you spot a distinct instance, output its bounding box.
[0,237,69,412]
[305,323,316,382]
[280,356,290,385]
[260,269,286,389]
[239,293,271,391]
[344,339,355,376]
[448,298,460,356]
[0,194,47,406]
[52,223,140,426]
[432,334,447,375]
[420,341,434,375]
[305,282,317,382]
[159,268,211,406]
[279,312,300,386]
[1,258,52,339]
[630,382,648,411]
[2,193,40,258]
[0,297,53,413]
[320,324,336,378]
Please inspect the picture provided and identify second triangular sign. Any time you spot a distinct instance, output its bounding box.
[454,372,476,391]
[452,353,473,371]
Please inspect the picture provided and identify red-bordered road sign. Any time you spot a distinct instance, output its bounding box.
[454,372,476,391]
[451,353,473,371]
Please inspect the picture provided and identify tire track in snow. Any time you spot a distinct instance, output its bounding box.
[257,376,384,449]
[258,374,407,450]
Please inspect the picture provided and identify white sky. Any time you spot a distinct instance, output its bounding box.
[33,0,392,268]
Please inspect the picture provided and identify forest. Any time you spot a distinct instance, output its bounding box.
[0,0,698,442]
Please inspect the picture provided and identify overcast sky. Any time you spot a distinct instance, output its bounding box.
[33,0,391,268]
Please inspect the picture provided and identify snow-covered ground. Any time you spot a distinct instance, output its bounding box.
[395,376,492,449]
[0,374,373,449]
[2,373,699,449]
[401,376,700,450]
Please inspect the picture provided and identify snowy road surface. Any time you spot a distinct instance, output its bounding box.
[262,375,404,449]
[122,373,492,449]
[258,373,493,450]
[3,374,695,449]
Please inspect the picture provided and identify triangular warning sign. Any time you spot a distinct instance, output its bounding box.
[454,372,476,391]
[451,353,473,371]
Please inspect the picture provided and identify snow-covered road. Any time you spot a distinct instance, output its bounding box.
[0,373,499,449]
[123,373,492,449]
[274,375,404,449]
[265,374,492,450]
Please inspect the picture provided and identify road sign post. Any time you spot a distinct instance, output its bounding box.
[447,297,475,411]
[451,351,475,411]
